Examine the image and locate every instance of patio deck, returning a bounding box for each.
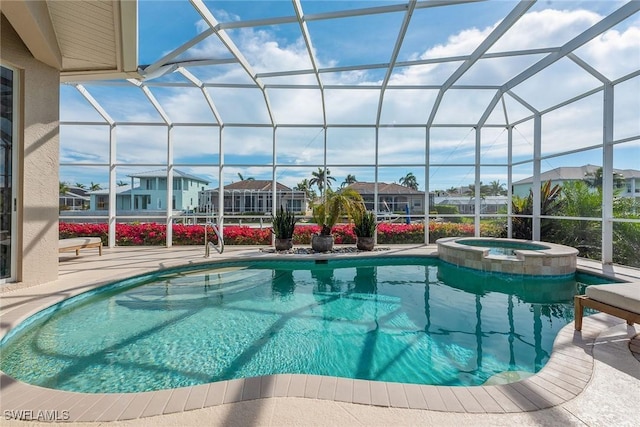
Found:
[1,245,639,426]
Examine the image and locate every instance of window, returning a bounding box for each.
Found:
[1,65,18,283]
[287,200,302,211]
[97,196,108,210]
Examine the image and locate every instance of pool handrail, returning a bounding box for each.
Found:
[204,222,224,256]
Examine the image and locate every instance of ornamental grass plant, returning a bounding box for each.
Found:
[353,210,377,238]
[272,206,297,239]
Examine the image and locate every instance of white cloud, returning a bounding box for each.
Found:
[576,24,640,79]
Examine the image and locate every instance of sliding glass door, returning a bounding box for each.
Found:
[1,65,17,283]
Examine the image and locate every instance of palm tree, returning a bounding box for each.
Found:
[75,182,86,189]
[399,172,419,190]
[117,180,128,187]
[89,182,102,191]
[489,180,506,196]
[466,182,492,197]
[294,179,315,200]
[583,167,625,190]
[59,182,70,195]
[310,167,336,196]
[237,173,254,181]
[341,174,357,188]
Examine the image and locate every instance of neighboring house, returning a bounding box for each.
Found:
[513,164,640,200]
[88,169,209,213]
[59,186,89,211]
[345,182,425,214]
[433,196,508,214]
[199,180,308,214]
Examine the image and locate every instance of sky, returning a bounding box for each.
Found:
[59,0,640,193]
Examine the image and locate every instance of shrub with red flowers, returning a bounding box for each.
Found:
[223,226,271,245]
[291,224,320,244]
[59,222,109,244]
[60,220,506,246]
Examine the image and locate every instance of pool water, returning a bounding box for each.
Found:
[0,257,611,393]
[457,239,549,257]
[486,247,517,256]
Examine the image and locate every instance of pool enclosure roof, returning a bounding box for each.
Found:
[60,0,640,129]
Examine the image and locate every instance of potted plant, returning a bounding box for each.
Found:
[272,206,297,251]
[311,188,364,252]
[353,210,377,251]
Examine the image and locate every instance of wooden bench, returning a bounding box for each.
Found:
[574,282,640,331]
[59,237,103,256]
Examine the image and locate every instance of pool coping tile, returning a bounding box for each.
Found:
[316,375,337,400]
[221,378,244,404]
[369,381,389,407]
[287,375,306,398]
[420,385,447,411]
[352,379,371,405]
[451,387,484,413]
[241,376,262,401]
[183,384,209,412]
[204,381,226,407]
[259,375,277,398]
[303,375,322,399]
[75,394,126,422]
[483,385,523,413]
[385,382,409,408]
[272,374,291,397]
[139,388,173,419]
[437,386,465,412]
[403,383,428,410]
[96,394,134,422]
[467,386,504,413]
[117,392,156,420]
[163,386,191,414]
[333,377,353,403]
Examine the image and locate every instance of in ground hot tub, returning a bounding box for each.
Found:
[437,237,578,276]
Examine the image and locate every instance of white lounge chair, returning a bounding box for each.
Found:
[574,282,640,331]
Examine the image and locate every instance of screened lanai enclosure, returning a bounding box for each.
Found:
[59,0,640,267]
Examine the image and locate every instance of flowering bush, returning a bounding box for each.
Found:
[60,221,506,246]
[59,222,109,243]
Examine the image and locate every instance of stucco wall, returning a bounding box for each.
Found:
[1,14,60,285]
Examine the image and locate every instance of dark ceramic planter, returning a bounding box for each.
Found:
[311,234,334,252]
[356,236,375,251]
[274,238,293,251]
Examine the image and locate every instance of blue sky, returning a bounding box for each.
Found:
[60,0,640,192]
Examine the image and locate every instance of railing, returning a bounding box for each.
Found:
[204,222,224,256]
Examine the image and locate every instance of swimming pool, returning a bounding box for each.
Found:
[0,257,610,393]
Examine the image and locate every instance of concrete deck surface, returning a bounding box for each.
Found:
[1,245,639,426]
